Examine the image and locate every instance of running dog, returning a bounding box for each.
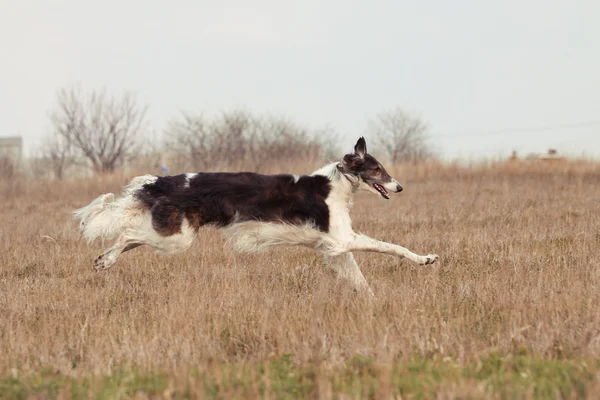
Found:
[74,137,438,294]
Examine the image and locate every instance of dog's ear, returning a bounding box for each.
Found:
[341,153,364,174]
[354,137,367,159]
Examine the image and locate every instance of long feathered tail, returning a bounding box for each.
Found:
[73,175,156,243]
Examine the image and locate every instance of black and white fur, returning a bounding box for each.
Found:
[74,137,438,294]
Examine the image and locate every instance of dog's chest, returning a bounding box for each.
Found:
[325,196,354,241]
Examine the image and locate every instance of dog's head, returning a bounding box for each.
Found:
[339,137,402,199]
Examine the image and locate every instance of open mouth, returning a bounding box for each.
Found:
[373,183,389,199]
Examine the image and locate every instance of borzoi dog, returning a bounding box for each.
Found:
[74,137,438,294]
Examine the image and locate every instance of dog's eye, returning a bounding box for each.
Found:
[373,166,381,172]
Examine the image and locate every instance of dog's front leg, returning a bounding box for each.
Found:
[325,252,374,296]
[347,233,438,265]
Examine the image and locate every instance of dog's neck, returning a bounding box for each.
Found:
[311,162,359,208]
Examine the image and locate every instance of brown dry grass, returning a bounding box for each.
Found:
[1,159,600,397]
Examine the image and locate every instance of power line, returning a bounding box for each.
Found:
[432,119,600,139]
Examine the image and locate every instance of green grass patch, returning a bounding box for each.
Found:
[1,353,598,399]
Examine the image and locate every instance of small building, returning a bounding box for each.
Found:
[0,136,23,164]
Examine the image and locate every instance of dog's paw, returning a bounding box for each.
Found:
[424,254,439,265]
[100,193,115,204]
[93,254,109,271]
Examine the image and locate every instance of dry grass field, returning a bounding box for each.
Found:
[1,160,600,399]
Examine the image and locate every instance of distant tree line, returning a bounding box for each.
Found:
[37,86,434,179]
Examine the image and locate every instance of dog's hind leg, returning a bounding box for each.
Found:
[347,234,438,265]
[93,229,147,271]
[325,252,374,296]
[93,219,196,271]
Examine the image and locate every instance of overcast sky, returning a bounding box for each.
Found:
[1,0,599,159]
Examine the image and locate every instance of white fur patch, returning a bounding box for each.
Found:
[314,165,357,246]
[128,217,196,255]
[383,179,402,192]
[184,173,197,188]
[222,221,342,255]
[74,196,146,243]
[123,174,157,195]
[74,174,156,243]
[311,162,341,180]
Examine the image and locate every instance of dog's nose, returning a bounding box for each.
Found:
[396,184,403,192]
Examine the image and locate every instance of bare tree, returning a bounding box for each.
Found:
[165,109,338,172]
[37,133,74,179]
[49,86,147,174]
[367,108,432,163]
[164,112,214,171]
[128,129,166,174]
